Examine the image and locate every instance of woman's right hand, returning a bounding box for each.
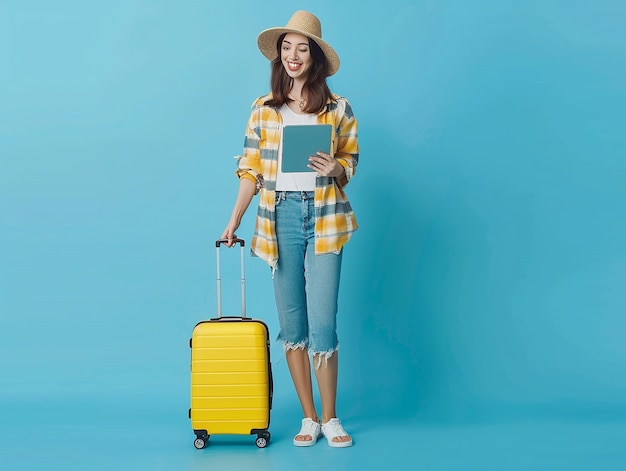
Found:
[220,220,240,247]
[220,175,256,248]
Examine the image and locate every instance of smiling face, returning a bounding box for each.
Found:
[280,33,313,82]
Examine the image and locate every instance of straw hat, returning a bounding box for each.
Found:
[257,10,340,76]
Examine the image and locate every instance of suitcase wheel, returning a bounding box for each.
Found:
[193,434,209,449]
[255,431,271,448]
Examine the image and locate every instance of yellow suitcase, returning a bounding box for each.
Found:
[189,239,273,449]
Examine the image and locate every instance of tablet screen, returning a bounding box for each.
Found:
[281,124,332,173]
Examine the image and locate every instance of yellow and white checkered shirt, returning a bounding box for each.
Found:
[235,93,359,269]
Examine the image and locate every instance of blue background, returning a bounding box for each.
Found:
[1,0,625,469]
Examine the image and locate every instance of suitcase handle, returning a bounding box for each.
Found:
[215,238,245,248]
[215,238,246,318]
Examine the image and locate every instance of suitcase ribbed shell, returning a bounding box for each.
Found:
[190,319,271,435]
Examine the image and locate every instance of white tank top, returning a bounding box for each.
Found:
[276,104,317,191]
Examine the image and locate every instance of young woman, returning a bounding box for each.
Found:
[221,10,359,448]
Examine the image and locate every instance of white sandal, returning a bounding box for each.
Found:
[293,418,322,447]
[321,418,353,448]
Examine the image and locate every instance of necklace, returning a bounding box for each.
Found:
[289,94,306,110]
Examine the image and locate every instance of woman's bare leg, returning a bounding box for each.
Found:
[313,352,351,444]
[286,348,319,441]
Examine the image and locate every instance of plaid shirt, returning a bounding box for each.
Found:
[235,93,359,269]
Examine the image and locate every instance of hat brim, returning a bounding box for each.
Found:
[257,27,340,76]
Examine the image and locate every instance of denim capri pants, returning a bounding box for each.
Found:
[272,191,343,365]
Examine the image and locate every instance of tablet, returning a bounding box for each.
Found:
[281,124,332,173]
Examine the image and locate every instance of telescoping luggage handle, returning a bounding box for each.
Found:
[215,238,246,319]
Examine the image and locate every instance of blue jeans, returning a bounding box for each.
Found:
[273,191,343,361]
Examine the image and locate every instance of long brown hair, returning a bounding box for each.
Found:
[264,33,334,114]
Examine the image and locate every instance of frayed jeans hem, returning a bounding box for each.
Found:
[278,339,340,369]
[280,340,308,352]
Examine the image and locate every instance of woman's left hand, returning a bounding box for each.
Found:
[308,151,344,178]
